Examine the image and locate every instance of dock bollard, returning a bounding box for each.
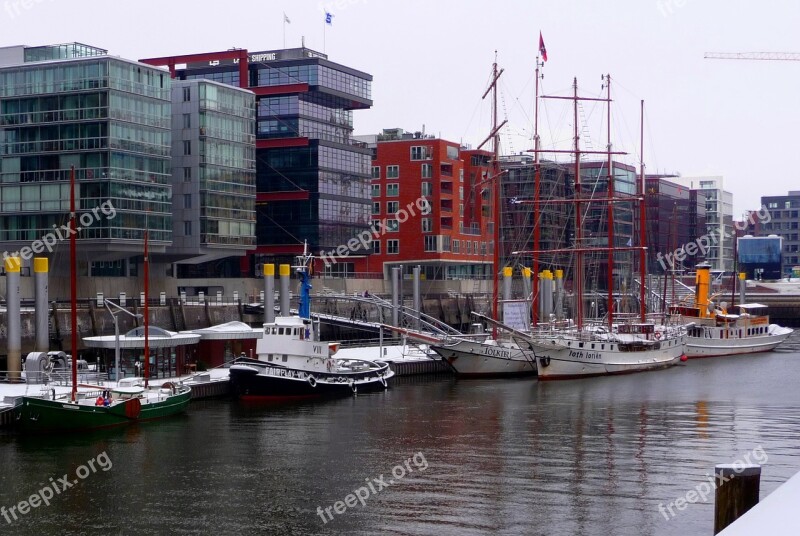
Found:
[714,464,761,534]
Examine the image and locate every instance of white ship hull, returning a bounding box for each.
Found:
[686,324,793,358]
[520,333,686,380]
[430,339,537,377]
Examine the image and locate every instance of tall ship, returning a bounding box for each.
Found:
[513,76,686,380]
[429,56,537,378]
[229,249,394,400]
[672,264,793,357]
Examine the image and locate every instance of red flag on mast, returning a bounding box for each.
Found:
[539,32,548,62]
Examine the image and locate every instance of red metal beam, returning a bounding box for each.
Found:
[251,83,309,96]
[257,191,310,202]
[139,49,249,88]
[254,244,305,255]
[257,137,308,149]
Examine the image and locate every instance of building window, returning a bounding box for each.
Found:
[182,86,191,101]
[460,203,464,216]
[371,166,380,179]
[422,218,432,233]
[184,221,192,236]
[420,199,431,215]
[372,202,380,215]
[459,186,464,200]
[466,241,472,254]
[386,219,399,232]
[474,241,479,255]
[387,239,399,254]
[386,183,399,197]
[371,184,380,197]
[183,167,192,182]
[459,169,464,182]
[453,239,460,253]
[411,146,432,160]
[372,240,380,254]
[421,164,432,179]
[421,181,432,196]
[424,235,437,252]
[387,201,399,214]
[387,165,399,178]
[183,113,191,129]
[184,194,192,208]
[183,140,191,155]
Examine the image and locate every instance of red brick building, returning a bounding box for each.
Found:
[344,129,494,279]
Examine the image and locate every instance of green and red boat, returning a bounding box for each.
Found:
[13,167,191,434]
[14,383,192,434]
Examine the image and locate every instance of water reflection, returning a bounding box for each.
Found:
[1,343,799,535]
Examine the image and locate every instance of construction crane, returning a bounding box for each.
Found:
[705,52,800,61]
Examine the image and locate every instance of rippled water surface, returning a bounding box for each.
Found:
[2,332,800,535]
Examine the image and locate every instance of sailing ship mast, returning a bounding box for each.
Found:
[476,53,505,337]
[70,165,78,402]
[639,100,647,322]
[604,74,614,330]
[572,78,584,328]
[532,52,542,325]
[143,219,150,389]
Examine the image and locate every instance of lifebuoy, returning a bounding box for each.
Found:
[654,332,662,340]
[307,375,317,388]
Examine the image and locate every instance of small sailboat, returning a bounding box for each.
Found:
[229,247,394,400]
[14,173,191,433]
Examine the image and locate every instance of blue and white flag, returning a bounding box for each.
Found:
[325,11,334,25]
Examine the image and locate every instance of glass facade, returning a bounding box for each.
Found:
[197,82,256,247]
[170,80,256,270]
[174,48,372,262]
[0,55,172,248]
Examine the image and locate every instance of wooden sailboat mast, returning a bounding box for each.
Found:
[639,100,647,322]
[144,219,150,389]
[605,75,614,329]
[70,165,77,402]
[532,55,542,326]
[477,54,505,337]
[573,78,584,328]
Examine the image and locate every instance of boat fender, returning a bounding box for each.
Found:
[379,375,387,388]
[539,356,551,368]
[326,360,333,372]
[308,375,317,388]
[350,381,357,395]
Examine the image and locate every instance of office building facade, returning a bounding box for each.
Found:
[168,79,256,276]
[760,190,800,275]
[645,176,707,273]
[0,43,172,279]
[141,47,373,274]
[668,175,734,272]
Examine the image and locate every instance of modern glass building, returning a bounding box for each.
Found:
[0,43,172,277]
[141,47,373,273]
[669,175,734,272]
[168,79,256,275]
[760,190,800,276]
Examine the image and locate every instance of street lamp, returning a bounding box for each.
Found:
[104,299,143,384]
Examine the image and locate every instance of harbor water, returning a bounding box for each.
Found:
[1,332,799,535]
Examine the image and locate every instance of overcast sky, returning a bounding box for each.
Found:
[2,0,798,215]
